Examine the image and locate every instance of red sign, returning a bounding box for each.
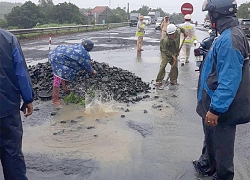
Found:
[181,3,194,15]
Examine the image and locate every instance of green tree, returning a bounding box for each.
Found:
[131,6,166,17]
[107,14,122,23]
[112,7,127,21]
[4,6,22,28]
[169,13,184,24]
[38,0,53,6]
[0,2,22,19]
[237,2,250,19]
[5,1,44,28]
[38,0,54,24]
[155,8,167,17]
[48,2,84,24]
[131,5,150,16]
[79,8,92,14]
[0,18,8,28]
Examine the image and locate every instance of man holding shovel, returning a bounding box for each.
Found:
[155,24,187,87]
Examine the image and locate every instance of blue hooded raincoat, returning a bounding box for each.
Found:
[48,44,94,81]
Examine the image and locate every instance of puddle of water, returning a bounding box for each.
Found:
[22,87,177,164]
[107,32,119,35]
[95,44,123,47]
[23,45,58,51]
[122,36,159,42]
[135,54,161,64]
[78,36,160,43]
[23,100,134,162]
[26,58,48,66]
[64,39,81,44]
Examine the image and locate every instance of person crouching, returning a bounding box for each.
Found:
[48,39,97,106]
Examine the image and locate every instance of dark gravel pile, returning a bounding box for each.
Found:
[28,61,151,103]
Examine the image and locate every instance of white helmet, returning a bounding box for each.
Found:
[167,24,177,35]
[184,14,192,20]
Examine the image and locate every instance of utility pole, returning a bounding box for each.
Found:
[109,0,111,7]
[127,3,130,21]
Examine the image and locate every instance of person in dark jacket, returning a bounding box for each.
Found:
[193,0,250,179]
[0,28,34,180]
[48,39,97,106]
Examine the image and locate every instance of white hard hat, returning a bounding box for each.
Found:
[184,14,192,20]
[167,24,177,35]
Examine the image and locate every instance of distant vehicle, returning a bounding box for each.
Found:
[204,20,211,28]
[148,11,161,24]
[143,19,150,25]
[129,13,140,27]
[238,18,250,37]
[155,19,162,30]
[143,16,152,25]
[157,17,164,21]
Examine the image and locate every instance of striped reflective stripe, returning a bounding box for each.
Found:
[184,36,197,43]
[182,25,193,30]
[136,31,144,36]
[184,39,193,43]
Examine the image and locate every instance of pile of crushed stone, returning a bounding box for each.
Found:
[28,61,151,103]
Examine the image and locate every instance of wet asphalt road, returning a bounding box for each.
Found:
[1,25,250,180]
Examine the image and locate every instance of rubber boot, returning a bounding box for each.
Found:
[52,86,62,106]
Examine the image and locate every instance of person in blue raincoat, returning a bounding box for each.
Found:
[48,39,97,106]
[0,28,34,180]
[193,0,250,179]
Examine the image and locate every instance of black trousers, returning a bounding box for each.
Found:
[197,118,236,180]
[0,113,28,180]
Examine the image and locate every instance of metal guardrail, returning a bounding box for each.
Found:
[8,22,129,36]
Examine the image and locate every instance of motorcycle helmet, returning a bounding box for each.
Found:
[167,24,177,35]
[82,39,94,51]
[202,0,237,28]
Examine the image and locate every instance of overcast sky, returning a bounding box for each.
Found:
[2,0,247,23]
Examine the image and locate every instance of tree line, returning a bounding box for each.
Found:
[0,1,249,29]
[0,0,86,29]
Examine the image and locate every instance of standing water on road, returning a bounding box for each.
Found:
[84,90,117,114]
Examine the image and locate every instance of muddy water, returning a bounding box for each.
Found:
[23,97,175,159]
